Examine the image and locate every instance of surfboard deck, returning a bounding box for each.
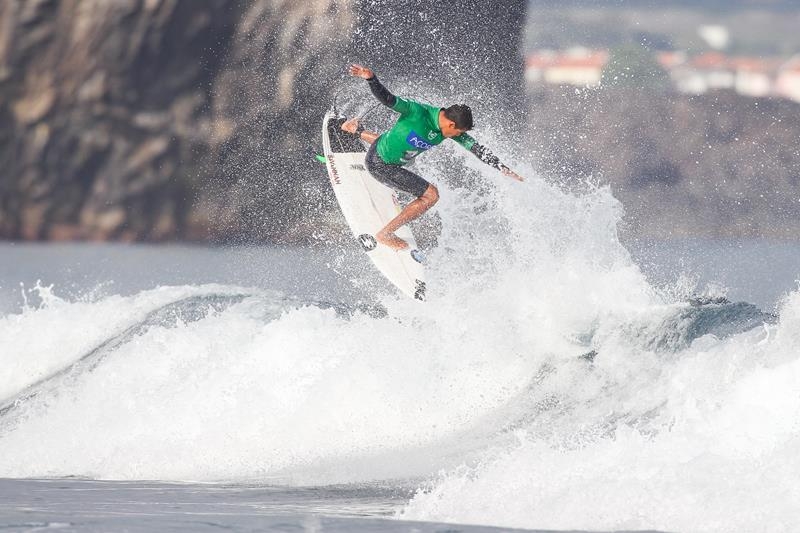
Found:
[321,111,426,301]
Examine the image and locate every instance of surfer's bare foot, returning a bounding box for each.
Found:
[376,231,409,251]
[341,118,359,134]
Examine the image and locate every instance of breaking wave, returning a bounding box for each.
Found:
[1,156,796,533]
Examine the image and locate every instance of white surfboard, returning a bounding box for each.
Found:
[322,111,426,301]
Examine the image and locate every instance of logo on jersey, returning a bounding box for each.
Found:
[406,130,434,151]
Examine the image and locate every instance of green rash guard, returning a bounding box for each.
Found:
[365,75,509,171]
[375,96,476,165]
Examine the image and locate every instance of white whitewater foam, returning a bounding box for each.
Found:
[0,284,242,402]
[0,284,544,481]
[401,301,800,532]
[1,153,795,533]
[399,168,800,531]
[0,162,656,483]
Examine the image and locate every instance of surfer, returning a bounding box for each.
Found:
[342,64,524,251]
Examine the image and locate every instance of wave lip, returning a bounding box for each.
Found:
[0,279,543,481]
[0,291,248,431]
[1,151,797,533]
[399,291,800,533]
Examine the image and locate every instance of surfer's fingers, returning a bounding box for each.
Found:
[348,64,372,78]
[501,167,525,182]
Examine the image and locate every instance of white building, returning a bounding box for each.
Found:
[527,48,800,104]
[668,52,737,95]
[776,55,800,103]
[732,58,777,98]
[526,49,608,88]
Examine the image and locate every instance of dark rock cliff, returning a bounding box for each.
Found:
[215,0,528,243]
[1,0,243,240]
[2,1,798,243]
[528,87,800,239]
[0,0,527,243]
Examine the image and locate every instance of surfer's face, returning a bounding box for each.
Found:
[439,114,467,138]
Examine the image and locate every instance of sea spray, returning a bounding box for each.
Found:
[0,156,790,532]
[400,287,800,533]
[0,164,660,482]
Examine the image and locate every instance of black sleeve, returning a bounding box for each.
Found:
[470,142,508,172]
[367,76,397,108]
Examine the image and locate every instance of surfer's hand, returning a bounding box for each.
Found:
[349,64,374,79]
[341,118,359,134]
[502,167,525,182]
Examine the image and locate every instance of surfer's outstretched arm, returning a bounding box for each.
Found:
[349,64,398,110]
[453,134,525,182]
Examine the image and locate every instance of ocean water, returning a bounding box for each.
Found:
[2,159,799,532]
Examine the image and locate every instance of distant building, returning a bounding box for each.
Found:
[668,52,778,96]
[656,51,687,70]
[731,57,778,98]
[526,49,608,88]
[776,55,800,103]
[527,48,800,104]
[685,52,735,93]
[697,25,730,51]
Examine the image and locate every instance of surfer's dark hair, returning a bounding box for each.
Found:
[443,104,473,130]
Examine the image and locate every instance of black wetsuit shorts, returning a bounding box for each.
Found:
[365,136,431,198]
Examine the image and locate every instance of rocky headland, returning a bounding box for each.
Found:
[0,0,525,243]
[527,86,800,239]
[1,0,798,243]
